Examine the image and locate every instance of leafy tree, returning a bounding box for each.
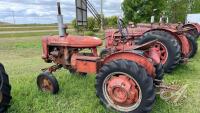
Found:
[122,0,167,23]
[72,16,119,31]
[104,16,118,28]
[166,0,189,23]
[191,0,200,13]
[166,0,200,23]
[87,17,99,31]
[72,17,100,31]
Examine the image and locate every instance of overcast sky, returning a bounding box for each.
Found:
[0,0,123,24]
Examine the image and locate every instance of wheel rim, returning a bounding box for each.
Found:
[153,42,168,64]
[40,78,53,92]
[103,72,142,112]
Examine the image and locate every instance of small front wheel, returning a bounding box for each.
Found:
[37,72,59,94]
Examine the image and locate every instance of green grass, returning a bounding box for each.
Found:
[0,31,58,38]
[0,27,57,32]
[0,24,57,27]
[0,33,200,113]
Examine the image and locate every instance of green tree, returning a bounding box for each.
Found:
[122,0,167,23]
[104,16,118,28]
[191,0,200,13]
[158,0,200,23]
[72,17,100,32]
[166,0,189,23]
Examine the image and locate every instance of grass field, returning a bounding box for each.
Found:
[0,27,57,32]
[0,25,200,113]
[0,24,57,27]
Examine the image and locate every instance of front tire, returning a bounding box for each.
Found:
[96,60,155,113]
[37,72,59,94]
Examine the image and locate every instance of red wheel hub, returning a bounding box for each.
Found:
[41,79,53,92]
[106,75,139,106]
[153,42,168,64]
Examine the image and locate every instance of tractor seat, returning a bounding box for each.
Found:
[46,35,103,48]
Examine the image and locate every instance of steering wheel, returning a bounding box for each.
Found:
[117,17,128,41]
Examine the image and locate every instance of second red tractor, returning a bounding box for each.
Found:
[104,21,199,73]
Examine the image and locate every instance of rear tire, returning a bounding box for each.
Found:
[185,33,198,58]
[135,30,181,73]
[0,63,12,113]
[96,60,155,113]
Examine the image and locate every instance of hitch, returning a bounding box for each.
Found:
[41,65,62,73]
[155,80,188,104]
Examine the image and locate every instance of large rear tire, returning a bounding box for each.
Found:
[185,33,198,58]
[135,30,181,73]
[96,60,155,113]
[0,63,12,113]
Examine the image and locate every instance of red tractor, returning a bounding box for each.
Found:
[181,23,200,39]
[0,63,12,112]
[104,21,199,73]
[37,2,164,113]
[134,22,199,59]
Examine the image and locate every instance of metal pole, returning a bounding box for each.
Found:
[56,0,66,37]
[100,0,103,31]
[12,11,16,24]
[120,0,123,17]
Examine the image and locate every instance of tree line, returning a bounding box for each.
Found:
[72,0,200,31]
[122,0,200,23]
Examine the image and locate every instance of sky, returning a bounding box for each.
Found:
[0,0,123,24]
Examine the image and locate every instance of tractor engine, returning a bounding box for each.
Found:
[41,35,103,74]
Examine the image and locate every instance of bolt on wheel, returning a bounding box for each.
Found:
[153,42,169,64]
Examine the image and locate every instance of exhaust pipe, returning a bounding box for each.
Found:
[56,0,66,37]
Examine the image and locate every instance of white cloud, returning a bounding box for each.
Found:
[0,0,122,24]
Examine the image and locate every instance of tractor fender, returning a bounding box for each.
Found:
[144,28,178,38]
[183,23,200,33]
[144,28,190,57]
[103,52,156,78]
[144,28,181,44]
[42,37,49,59]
